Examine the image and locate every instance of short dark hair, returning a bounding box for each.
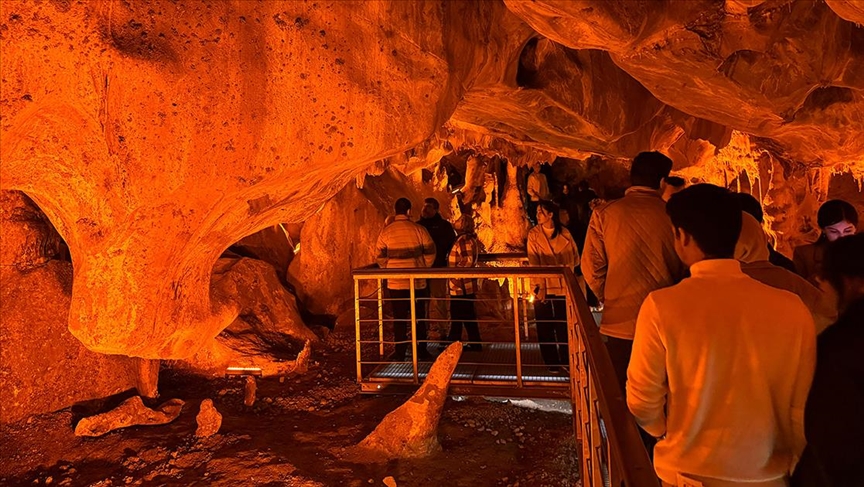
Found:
[823,233,864,299]
[817,199,858,228]
[666,184,742,258]
[733,192,764,223]
[424,197,440,210]
[664,176,686,188]
[631,152,673,189]
[394,198,412,215]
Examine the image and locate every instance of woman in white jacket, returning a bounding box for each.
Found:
[527,200,580,373]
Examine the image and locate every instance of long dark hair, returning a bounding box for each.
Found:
[537,200,562,239]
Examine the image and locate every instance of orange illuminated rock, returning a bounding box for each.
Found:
[0,191,150,424]
[0,1,497,359]
[504,0,864,167]
[347,342,463,461]
[195,399,222,438]
[74,396,185,437]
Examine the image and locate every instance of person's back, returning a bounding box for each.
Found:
[584,186,683,337]
[628,184,815,486]
[376,214,436,290]
[634,268,814,482]
[417,212,455,268]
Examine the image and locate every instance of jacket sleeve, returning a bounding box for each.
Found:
[420,227,436,268]
[627,294,668,438]
[562,229,580,269]
[791,310,816,462]
[526,231,545,294]
[581,211,607,302]
[375,230,388,268]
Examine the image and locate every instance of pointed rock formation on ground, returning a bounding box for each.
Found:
[195,399,222,438]
[346,342,463,462]
[74,396,184,437]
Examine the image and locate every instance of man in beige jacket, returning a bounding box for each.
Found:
[581,151,684,391]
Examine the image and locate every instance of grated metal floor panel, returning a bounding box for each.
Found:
[364,342,569,386]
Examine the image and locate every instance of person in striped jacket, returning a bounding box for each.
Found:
[446,214,483,351]
[376,198,437,361]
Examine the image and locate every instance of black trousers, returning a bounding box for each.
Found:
[604,336,633,394]
[448,294,481,344]
[390,287,428,359]
[534,296,569,366]
[604,335,656,457]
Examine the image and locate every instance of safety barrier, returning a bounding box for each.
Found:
[352,261,658,486]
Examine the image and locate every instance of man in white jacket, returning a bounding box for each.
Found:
[628,184,816,486]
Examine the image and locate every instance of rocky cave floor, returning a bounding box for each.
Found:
[0,328,578,487]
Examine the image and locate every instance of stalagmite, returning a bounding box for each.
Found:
[345,343,463,462]
[195,399,222,438]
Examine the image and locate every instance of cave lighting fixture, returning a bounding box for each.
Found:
[225,366,263,377]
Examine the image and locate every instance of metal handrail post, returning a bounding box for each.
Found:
[354,278,362,384]
[511,275,523,388]
[410,278,419,384]
[377,278,384,357]
[520,275,529,338]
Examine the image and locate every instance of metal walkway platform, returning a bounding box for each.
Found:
[361,342,570,398]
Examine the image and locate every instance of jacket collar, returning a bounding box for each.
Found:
[626,186,662,197]
[394,215,409,221]
[690,259,744,277]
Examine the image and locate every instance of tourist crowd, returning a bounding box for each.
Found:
[373,152,862,486]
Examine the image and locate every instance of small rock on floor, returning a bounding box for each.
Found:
[196,399,222,437]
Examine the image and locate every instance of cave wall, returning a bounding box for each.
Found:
[0,0,509,359]
[0,192,142,424]
[288,167,453,319]
[0,0,862,423]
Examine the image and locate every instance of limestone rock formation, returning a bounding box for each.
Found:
[0,0,502,359]
[74,396,185,437]
[347,342,463,462]
[195,399,222,438]
[228,225,296,284]
[504,0,864,166]
[171,255,316,377]
[1,0,862,391]
[0,191,149,424]
[289,167,451,317]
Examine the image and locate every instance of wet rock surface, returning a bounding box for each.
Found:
[0,329,577,486]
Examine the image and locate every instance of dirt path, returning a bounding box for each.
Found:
[0,329,579,486]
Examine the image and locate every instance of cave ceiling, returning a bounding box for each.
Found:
[1,0,862,360]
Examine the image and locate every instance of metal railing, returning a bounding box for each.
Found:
[352,260,658,487]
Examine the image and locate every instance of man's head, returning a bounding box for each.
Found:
[733,192,764,223]
[421,197,440,219]
[817,199,858,242]
[394,197,412,216]
[630,151,673,189]
[666,184,743,266]
[823,233,864,309]
[578,180,590,192]
[660,176,686,202]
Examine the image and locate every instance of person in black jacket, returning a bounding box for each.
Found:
[792,233,864,487]
[418,197,456,342]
